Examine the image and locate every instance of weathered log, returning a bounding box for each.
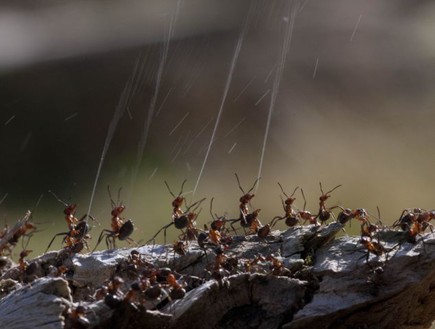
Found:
[0,223,434,329]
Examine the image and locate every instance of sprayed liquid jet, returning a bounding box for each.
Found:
[233,76,256,102]
[255,1,299,192]
[350,14,363,42]
[85,54,144,219]
[193,0,256,196]
[312,57,319,79]
[132,0,182,190]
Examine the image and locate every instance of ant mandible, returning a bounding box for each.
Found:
[270,183,300,228]
[317,182,341,224]
[93,186,135,251]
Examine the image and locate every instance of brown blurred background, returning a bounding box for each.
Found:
[1,0,435,257]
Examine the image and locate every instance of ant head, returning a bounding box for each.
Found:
[240,193,255,204]
[24,222,36,230]
[111,205,126,217]
[355,208,367,218]
[64,204,78,216]
[19,249,32,258]
[284,196,296,205]
[172,196,185,209]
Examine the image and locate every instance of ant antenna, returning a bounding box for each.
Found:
[107,186,116,208]
[117,187,123,206]
[178,179,187,197]
[210,198,216,220]
[48,190,68,207]
[235,173,260,195]
[234,173,245,194]
[278,182,299,198]
[164,181,176,198]
[320,182,342,196]
[301,189,307,211]
[165,180,186,199]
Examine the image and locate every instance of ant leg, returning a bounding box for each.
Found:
[92,230,111,252]
[270,216,284,228]
[229,219,239,235]
[45,232,69,253]
[146,222,174,245]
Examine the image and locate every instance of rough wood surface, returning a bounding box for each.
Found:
[0,223,434,329]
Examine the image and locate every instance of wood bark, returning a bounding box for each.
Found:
[0,223,434,329]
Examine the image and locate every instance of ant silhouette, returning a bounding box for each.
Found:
[146,180,205,245]
[297,189,318,226]
[317,182,341,224]
[93,187,135,251]
[227,174,261,234]
[270,183,300,228]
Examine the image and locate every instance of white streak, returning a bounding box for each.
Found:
[350,14,362,42]
[228,142,237,154]
[233,76,256,101]
[256,2,298,192]
[64,112,78,122]
[312,57,319,79]
[192,1,256,196]
[255,89,271,106]
[224,117,246,137]
[169,112,190,136]
[4,115,15,126]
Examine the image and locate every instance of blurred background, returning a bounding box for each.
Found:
[1,0,435,257]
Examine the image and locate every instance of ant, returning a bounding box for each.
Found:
[146,181,205,245]
[93,187,135,251]
[0,211,36,255]
[45,216,92,253]
[317,182,341,224]
[65,305,90,329]
[297,189,318,226]
[165,179,187,217]
[227,174,261,234]
[49,190,87,231]
[336,207,369,225]
[270,183,300,228]
[18,249,32,273]
[235,173,259,219]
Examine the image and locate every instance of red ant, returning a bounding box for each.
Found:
[298,189,318,225]
[49,190,100,229]
[270,183,300,228]
[65,305,90,329]
[93,187,135,251]
[235,173,259,219]
[165,179,187,217]
[18,249,32,273]
[336,207,368,225]
[45,217,92,253]
[146,181,205,245]
[227,174,262,234]
[0,211,36,255]
[317,182,341,224]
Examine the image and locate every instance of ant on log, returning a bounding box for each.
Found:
[146,180,206,245]
[228,173,263,235]
[270,183,300,228]
[93,187,135,251]
[316,182,341,224]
